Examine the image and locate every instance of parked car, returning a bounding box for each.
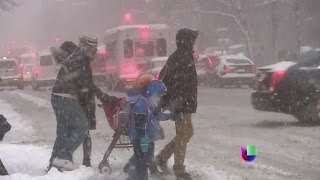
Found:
[195,55,214,86]
[251,56,320,123]
[143,57,168,78]
[31,50,60,90]
[209,55,256,88]
[0,57,24,89]
[18,53,38,83]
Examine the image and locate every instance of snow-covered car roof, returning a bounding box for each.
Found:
[0,57,15,62]
[106,24,169,34]
[258,61,296,72]
[38,49,51,56]
[150,57,168,62]
[219,55,254,65]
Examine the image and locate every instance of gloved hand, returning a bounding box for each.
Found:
[171,112,183,121]
[108,96,121,109]
[140,136,149,153]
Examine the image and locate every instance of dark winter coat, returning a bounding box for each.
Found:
[52,45,98,129]
[159,28,199,114]
[52,47,97,100]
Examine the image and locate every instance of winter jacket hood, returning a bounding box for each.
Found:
[176,28,199,51]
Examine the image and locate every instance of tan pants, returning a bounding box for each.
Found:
[158,113,193,175]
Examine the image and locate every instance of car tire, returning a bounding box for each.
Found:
[293,98,320,123]
[32,81,40,91]
[17,82,24,90]
[217,78,225,88]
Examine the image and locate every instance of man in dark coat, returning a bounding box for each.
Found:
[156,28,199,180]
[48,36,119,171]
[0,114,11,176]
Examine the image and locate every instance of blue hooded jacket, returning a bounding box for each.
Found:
[128,81,171,142]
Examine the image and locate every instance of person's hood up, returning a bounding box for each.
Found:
[176,28,199,50]
[145,80,166,99]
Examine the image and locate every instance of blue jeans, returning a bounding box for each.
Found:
[50,95,88,163]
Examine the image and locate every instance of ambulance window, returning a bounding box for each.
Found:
[106,41,117,61]
[135,41,155,57]
[124,39,133,58]
[156,38,167,57]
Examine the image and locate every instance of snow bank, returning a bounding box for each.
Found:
[0,144,125,180]
[0,99,35,142]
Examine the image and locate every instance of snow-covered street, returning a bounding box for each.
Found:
[0,87,319,180]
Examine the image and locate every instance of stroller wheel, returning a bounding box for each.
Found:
[99,162,112,174]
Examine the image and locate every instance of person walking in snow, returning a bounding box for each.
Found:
[48,36,119,171]
[157,28,199,180]
[126,77,171,180]
[0,114,11,175]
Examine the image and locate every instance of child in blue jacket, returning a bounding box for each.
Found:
[127,79,171,180]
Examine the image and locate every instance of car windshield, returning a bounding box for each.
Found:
[23,57,34,65]
[226,59,252,64]
[40,55,53,66]
[135,41,155,57]
[0,61,16,69]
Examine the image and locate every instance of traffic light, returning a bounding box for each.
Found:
[123,12,133,24]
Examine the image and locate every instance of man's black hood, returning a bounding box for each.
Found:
[176,28,199,50]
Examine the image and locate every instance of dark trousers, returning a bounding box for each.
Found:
[127,143,157,173]
[50,95,89,164]
[0,159,8,175]
[130,140,154,180]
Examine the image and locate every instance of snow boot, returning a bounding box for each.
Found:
[150,162,164,177]
[123,162,133,173]
[175,172,193,180]
[156,157,169,174]
[52,158,77,171]
[82,158,91,167]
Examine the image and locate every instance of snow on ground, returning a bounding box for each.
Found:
[9,91,51,109]
[0,99,36,143]
[0,90,238,180]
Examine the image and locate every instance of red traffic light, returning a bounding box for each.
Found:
[123,12,133,23]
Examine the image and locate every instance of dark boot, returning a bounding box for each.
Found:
[82,134,92,167]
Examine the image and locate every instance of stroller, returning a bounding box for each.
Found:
[98,98,133,174]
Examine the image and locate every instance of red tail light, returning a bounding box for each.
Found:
[269,70,286,92]
[252,66,256,73]
[33,67,40,76]
[105,65,116,71]
[224,66,232,74]
[19,63,24,71]
[120,63,140,75]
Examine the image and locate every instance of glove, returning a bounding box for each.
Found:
[140,136,149,153]
[171,112,183,121]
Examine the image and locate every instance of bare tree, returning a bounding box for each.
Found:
[0,0,16,11]
[193,0,256,59]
